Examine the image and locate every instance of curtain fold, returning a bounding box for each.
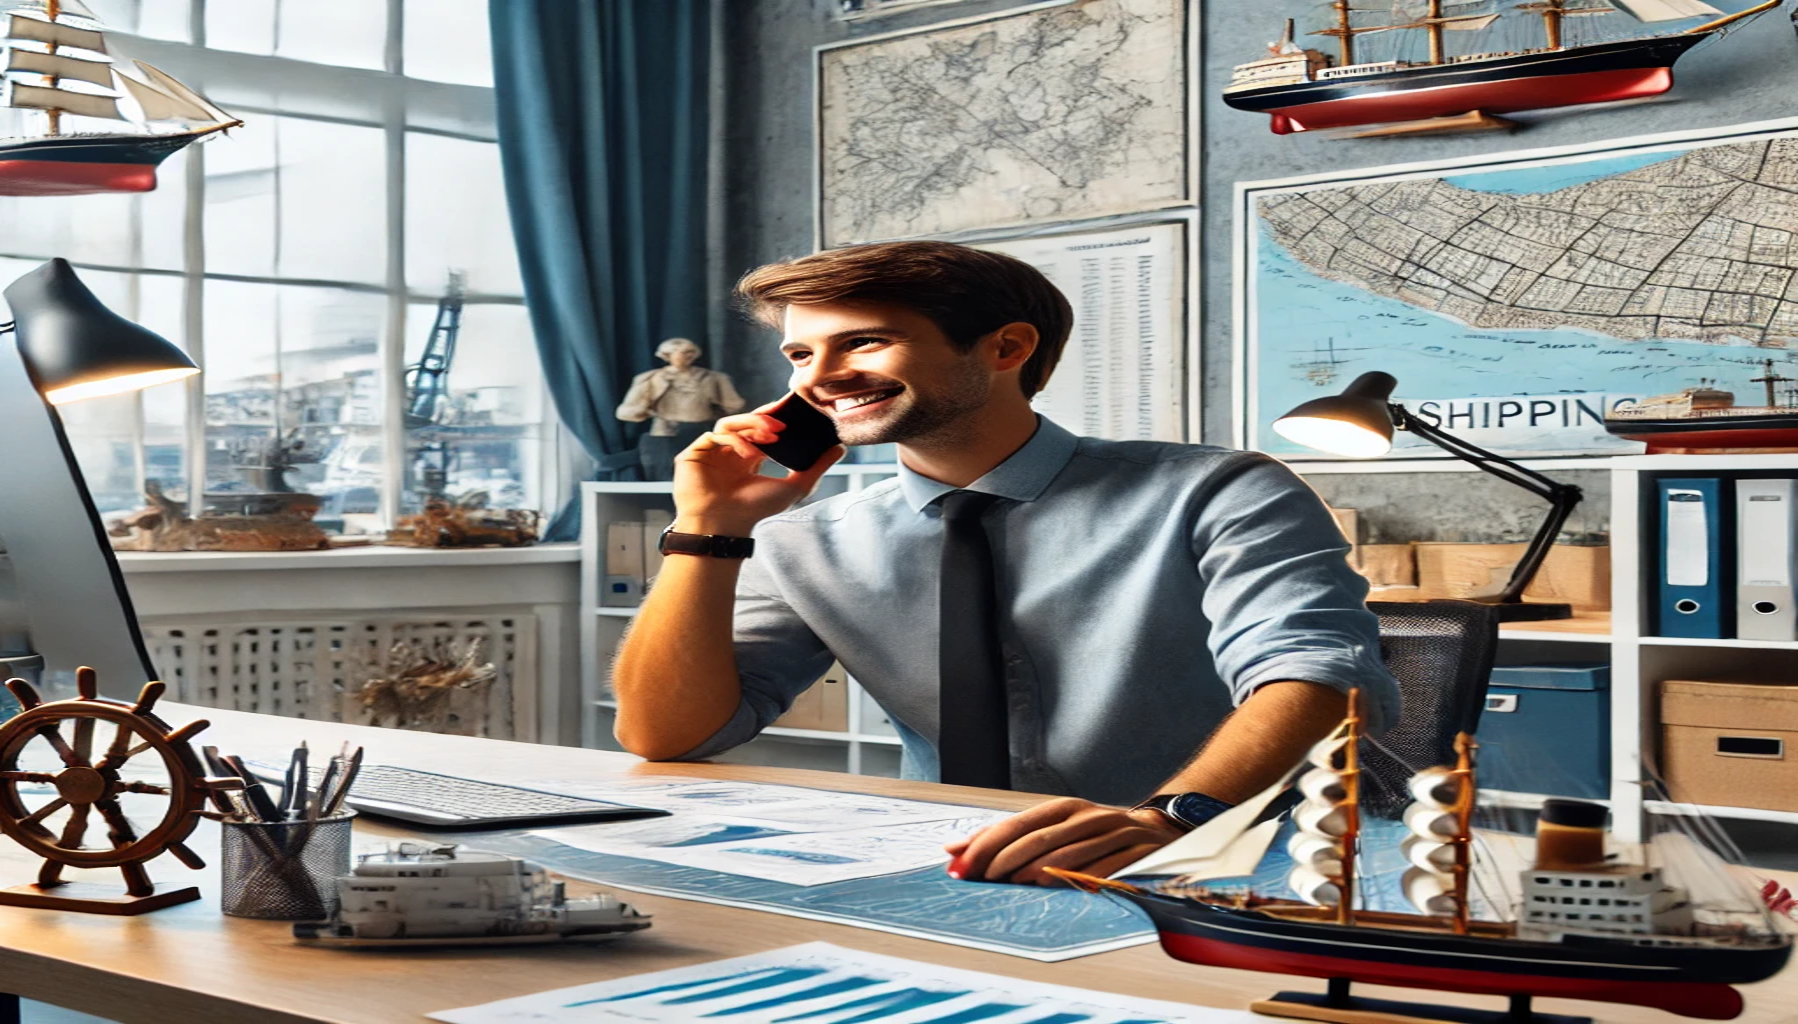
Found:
[490,0,711,540]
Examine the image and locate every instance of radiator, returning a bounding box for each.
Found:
[142,615,533,740]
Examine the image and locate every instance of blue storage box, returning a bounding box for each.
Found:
[1477,663,1610,800]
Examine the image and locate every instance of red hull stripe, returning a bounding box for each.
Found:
[1158,931,1745,1020]
[0,160,158,196]
[1629,428,1798,452]
[1267,66,1673,133]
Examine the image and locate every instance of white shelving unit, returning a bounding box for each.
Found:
[578,466,903,774]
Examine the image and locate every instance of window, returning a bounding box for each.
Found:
[1,1,546,534]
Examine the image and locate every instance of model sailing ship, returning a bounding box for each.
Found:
[1224,0,1778,136]
[293,844,652,948]
[1605,359,1798,451]
[1053,691,1791,1023]
[0,0,239,195]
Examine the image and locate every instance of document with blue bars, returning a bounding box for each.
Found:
[429,942,1255,1024]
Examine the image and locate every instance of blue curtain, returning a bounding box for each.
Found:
[490,0,711,540]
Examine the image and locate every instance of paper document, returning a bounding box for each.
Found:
[429,941,1256,1024]
[537,777,986,829]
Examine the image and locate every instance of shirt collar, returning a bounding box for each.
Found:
[896,415,1078,513]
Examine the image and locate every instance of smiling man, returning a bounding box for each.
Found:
[610,241,1399,886]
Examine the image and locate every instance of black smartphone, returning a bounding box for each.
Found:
[753,392,842,472]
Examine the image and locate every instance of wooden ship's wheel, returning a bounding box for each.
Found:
[0,667,239,914]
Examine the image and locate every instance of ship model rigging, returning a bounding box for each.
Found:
[0,0,240,195]
[1051,690,1792,1024]
[1224,0,1779,137]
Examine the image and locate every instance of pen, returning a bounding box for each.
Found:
[222,753,282,822]
[310,757,339,821]
[288,742,309,821]
[325,747,363,817]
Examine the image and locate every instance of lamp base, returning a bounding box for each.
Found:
[1490,602,1574,623]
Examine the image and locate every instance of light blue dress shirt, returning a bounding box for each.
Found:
[679,416,1400,806]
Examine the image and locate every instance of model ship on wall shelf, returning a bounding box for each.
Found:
[1225,0,1779,137]
[1051,690,1792,1024]
[0,0,240,195]
[1605,358,1798,451]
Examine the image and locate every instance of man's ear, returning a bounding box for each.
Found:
[989,322,1039,374]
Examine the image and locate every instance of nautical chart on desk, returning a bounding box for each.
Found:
[429,941,1256,1024]
[1240,117,1798,459]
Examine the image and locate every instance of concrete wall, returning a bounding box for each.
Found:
[716,0,1795,540]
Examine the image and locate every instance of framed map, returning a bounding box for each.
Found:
[1240,119,1798,460]
[816,0,1190,248]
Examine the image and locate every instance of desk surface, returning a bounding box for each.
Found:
[0,707,1788,1024]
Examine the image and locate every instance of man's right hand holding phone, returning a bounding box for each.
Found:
[673,396,845,537]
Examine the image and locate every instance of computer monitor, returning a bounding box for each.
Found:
[0,259,198,698]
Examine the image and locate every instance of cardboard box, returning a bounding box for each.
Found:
[1661,678,1798,812]
[774,662,849,732]
[1414,542,1609,610]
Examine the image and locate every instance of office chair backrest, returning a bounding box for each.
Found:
[1361,599,1502,818]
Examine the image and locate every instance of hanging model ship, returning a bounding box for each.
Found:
[1051,691,1792,1024]
[1224,0,1779,137]
[0,0,240,195]
[1604,359,1798,452]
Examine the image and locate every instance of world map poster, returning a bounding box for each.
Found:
[817,0,1187,247]
[1244,123,1798,459]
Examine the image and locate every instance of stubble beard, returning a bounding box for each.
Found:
[832,362,992,450]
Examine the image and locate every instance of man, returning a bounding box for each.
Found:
[612,241,1398,886]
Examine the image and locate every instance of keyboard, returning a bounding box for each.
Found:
[246,762,668,830]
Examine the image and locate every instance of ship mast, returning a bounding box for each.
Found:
[1336,688,1362,925]
[1447,732,1476,935]
[42,0,58,135]
[1426,0,1445,64]
[1751,359,1792,408]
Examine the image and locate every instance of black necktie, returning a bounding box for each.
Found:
[937,490,1010,789]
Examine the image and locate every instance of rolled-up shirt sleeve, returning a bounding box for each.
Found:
[672,551,834,760]
[1191,454,1400,731]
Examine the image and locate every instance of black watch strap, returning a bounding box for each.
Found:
[1132,792,1235,832]
[658,522,754,559]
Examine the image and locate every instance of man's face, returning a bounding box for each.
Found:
[781,301,991,447]
[662,343,700,369]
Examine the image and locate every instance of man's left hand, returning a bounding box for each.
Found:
[942,798,1184,887]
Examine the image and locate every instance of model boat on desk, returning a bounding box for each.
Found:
[1051,691,1791,1024]
[1605,360,1798,452]
[1224,0,1778,137]
[0,0,241,195]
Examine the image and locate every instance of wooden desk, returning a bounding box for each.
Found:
[0,707,1787,1024]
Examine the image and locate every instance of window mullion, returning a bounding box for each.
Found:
[380,0,407,529]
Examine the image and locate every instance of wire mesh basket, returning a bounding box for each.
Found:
[220,812,355,920]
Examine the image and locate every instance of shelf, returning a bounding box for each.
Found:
[1613,453,1798,472]
[1498,611,1612,642]
[117,541,581,572]
[1645,800,1798,825]
[1638,636,1798,650]
[595,606,642,618]
[1283,456,1615,475]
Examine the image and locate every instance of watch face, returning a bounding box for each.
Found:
[1170,792,1236,829]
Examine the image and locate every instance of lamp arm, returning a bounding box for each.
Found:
[1392,404,1585,604]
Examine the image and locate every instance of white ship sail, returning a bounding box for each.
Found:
[1284,692,1365,918]
[1109,771,1295,879]
[1397,737,1477,929]
[0,5,236,135]
[1611,0,1722,20]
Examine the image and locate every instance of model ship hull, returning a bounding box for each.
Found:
[0,126,222,196]
[1121,888,1790,1021]
[1605,412,1798,452]
[1225,35,1707,135]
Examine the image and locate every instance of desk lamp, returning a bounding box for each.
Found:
[1273,371,1583,622]
[0,258,200,695]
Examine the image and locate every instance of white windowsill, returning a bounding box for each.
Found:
[115,541,581,573]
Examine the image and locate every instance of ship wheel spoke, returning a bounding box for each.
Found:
[94,798,140,849]
[55,803,89,850]
[20,798,67,828]
[94,722,133,771]
[37,724,86,769]
[0,771,57,784]
[113,781,168,797]
[71,716,94,766]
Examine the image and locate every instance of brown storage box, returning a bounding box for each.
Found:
[1356,543,1417,588]
[1413,542,1610,610]
[1661,679,1798,812]
[773,662,849,732]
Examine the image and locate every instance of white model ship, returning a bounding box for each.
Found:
[293,843,651,947]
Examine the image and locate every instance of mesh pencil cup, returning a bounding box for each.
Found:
[220,811,354,920]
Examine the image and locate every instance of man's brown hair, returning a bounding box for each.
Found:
[735,241,1074,398]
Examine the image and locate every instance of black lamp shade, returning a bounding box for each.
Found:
[1273,371,1399,457]
[4,258,198,405]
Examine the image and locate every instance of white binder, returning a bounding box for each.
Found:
[1737,479,1798,641]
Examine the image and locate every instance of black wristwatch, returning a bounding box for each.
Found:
[1132,792,1235,833]
[657,521,755,559]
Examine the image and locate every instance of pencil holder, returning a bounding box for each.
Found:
[220,812,355,920]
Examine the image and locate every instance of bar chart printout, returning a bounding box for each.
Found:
[429,941,1256,1024]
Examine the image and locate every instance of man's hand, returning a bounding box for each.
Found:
[674,399,844,535]
[942,798,1185,887]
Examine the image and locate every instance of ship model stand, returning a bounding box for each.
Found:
[1224,0,1778,138]
[1052,689,1791,1024]
[0,667,241,914]
[0,0,241,195]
